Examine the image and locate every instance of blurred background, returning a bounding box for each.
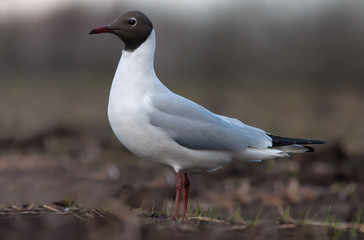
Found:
[1,0,363,148]
[0,0,364,235]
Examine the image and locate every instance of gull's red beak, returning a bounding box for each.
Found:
[89,25,117,34]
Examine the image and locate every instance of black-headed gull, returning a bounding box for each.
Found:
[90,11,325,220]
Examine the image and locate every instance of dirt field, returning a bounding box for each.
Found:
[0,75,363,239]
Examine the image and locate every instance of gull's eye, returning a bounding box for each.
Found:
[128,17,137,26]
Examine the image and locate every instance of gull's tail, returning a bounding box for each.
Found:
[236,134,326,162]
[268,134,326,153]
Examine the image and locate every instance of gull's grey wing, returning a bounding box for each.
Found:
[149,94,272,152]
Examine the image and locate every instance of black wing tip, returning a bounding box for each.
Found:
[304,145,315,152]
[268,134,327,146]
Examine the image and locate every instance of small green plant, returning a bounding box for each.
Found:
[208,207,219,219]
[230,205,242,224]
[150,200,156,216]
[137,200,145,215]
[156,200,169,217]
[169,198,174,217]
[206,203,211,217]
[254,207,262,225]
[323,206,343,229]
[354,209,362,225]
[350,209,362,234]
[325,206,332,223]
[248,207,262,226]
[187,200,193,216]
[195,201,206,217]
[279,205,292,223]
[333,218,339,229]
[310,207,323,223]
[325,205,339,226]
[301,205,312,225]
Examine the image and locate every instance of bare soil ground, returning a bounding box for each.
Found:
[0,125,363,240]
[0,76,363,239]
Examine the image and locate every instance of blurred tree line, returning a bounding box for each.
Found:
[0,1,363,83]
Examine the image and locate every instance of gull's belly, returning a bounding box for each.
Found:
[107,104,231,172]
[108,106,167,160]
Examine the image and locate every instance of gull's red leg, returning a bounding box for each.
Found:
[181,173,190,219]
[171,172,183,220]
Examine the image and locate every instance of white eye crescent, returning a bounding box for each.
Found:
[128,17,137,25]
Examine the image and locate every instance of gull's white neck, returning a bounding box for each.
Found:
[113,29,157,85]
[108,30,167,116]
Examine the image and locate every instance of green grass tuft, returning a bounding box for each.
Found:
[230,205,242,224]
[279,205,292,224]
